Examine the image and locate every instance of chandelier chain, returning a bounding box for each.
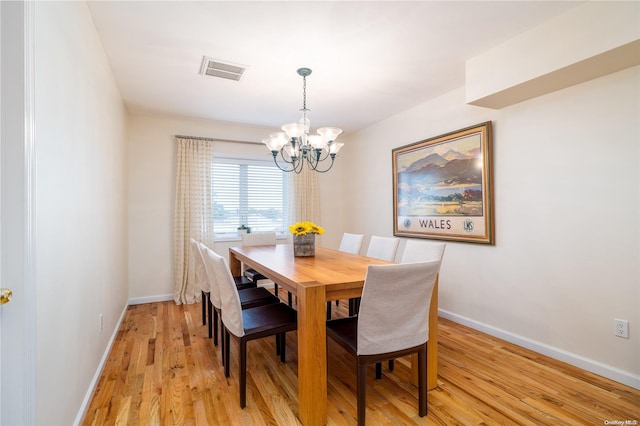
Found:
[302,74,307,123]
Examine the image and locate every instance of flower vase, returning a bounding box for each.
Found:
[294,234,315,257]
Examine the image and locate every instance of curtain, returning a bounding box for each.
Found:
[289,165,321,226]
[173,137,215,304]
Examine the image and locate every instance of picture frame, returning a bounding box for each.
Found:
[392,121,494,244]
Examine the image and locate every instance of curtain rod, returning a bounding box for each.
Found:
[174,135,261,145]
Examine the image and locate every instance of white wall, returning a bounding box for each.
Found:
[338,66,640,386]
[127,112,347,301]
[35,2,128,424]
[128,114,275,300]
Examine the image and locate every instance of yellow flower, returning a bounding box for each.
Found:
[289,221,325,236]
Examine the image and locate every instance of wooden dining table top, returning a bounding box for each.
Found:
[228,244,392,300]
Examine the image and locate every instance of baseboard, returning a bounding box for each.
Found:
[73,303,129,426]
[128,293,174,305]
[439,309,640,390]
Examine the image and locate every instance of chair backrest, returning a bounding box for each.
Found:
[208,251,245,338]
[338,233,364,255]
[357,260,441,356]
[366,235,400,261]
[200,244,222,309]
[401,240,446,263]
[241,232,276,246]
[191,238,209,292]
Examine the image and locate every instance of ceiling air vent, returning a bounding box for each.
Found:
[199,57,246,81]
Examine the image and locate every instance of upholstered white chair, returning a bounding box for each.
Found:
[327,233,366,319]
[211,253,297,408]
[191,239,210,329]
[381,239,445,371]
[339,232,364,255]
[401,240,446,264]
[241,232,293,305]
[241,232,275,285]
[201,244,279,347]
[348,235,401,315]
[326,260,441,426]
[366,235,400,261]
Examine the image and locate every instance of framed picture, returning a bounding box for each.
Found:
[392,121,494,244]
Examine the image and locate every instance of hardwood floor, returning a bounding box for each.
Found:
[82,299,639,425]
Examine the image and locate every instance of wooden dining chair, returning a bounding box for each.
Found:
[339,232,364,255]
[211,253,298,408]
[201,244,279,348]
[383,239,446,371]
[326,260,441,426]
[348,235,401,316]
[241,232,293,306]
[401,239,446,264]
[328,232,366,319]
[366,235,400,261]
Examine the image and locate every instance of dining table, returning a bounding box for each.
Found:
[228,243,439,426]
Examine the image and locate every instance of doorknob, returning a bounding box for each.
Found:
[1,288,12,304]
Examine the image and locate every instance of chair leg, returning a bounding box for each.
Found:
[274,283,279,298]
[224,329,231,378]
[240,338,247,408]
[201,291,206,325]
[349,297,361,316]
[388,359,394,371]
[212,307,218,346]
[279,333,286,363]
[288,291,293,307]
[419,345,428,417]
[207,296,213,339]
[326,301,332,320]
[357,360,367,426]
[375,362,382,380]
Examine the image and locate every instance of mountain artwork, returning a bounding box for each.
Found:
[392,122,494,244]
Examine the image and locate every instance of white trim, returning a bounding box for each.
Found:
[439,309,640,390]
[23,2,37,424]
[128,294,174,305]
[73,303,128,426]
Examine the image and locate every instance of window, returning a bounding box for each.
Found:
[212,158,288,238]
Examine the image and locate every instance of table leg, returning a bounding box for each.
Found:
[228,250,242,277]
[412,278,438,390]
[297,283,327,426]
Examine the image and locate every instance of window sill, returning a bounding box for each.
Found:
[213,234,289,243]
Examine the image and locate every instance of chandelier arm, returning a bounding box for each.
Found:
[307,154,336,173]
[279,148,307,174]
[271,152,298,173]
[278,148,296,165]
[314,148,331,163]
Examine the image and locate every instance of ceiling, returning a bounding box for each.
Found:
[87,1,581,136]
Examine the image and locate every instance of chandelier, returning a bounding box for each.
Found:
[263,68,343,173]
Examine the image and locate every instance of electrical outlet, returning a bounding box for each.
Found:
[100,313,104,334]
[614,319,629,339]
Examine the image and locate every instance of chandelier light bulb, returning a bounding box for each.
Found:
[308,134,324,150]
[317,127,343,145]
[281,122,304,139]
[329,142,344,155]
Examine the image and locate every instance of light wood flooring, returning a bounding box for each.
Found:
[82,298,639,425]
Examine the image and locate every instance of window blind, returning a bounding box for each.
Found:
[212,159,288,235]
